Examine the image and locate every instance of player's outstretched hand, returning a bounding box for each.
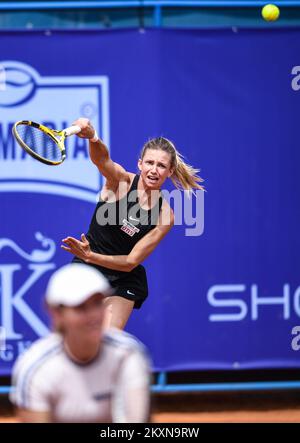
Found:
[61,234,92,262]
[72,118,95,140]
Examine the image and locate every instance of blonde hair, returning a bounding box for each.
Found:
[140,137,204,192]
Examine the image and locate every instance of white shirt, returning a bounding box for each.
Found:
[10,329,151,423]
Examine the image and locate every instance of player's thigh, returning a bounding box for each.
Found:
[103,295,134,330]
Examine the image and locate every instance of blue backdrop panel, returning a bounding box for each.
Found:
[0,29,300,375]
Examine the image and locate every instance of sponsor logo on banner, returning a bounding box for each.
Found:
[0,61,110,368]
[0,233,56,363]
[207,284,300,321]
[0,233,55,338]
[0,60,109,202]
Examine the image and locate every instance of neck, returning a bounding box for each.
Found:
[64,336,101,364]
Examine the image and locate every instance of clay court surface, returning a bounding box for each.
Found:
[1,391,300,423]
[152,392,300,423]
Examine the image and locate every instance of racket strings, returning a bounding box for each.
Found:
[15,125,62,162]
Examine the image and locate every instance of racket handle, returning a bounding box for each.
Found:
[64,125,82,137]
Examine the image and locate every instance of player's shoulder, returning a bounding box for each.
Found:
[12,333,63,379]
[10,334,63,407]
[104,171,134,194]
[103,328,148,356]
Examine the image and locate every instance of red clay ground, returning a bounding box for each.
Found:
[1,391,300,423]
[152,392,300,423]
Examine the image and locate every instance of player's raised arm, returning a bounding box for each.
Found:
[73,117,130,184]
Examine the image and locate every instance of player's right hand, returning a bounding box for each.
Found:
[72,118,95,140]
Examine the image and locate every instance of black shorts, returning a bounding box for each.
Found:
[71,257,148,309]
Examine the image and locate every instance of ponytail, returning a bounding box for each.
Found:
[171,149,204,192]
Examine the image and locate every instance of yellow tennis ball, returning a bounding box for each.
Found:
[262,4,280,21]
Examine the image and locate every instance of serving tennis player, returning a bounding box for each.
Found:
[61,118,204,329]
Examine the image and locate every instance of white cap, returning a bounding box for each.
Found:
[46,263,113,307]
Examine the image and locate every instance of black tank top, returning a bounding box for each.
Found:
[86,174,163,263]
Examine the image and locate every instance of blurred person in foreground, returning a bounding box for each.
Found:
[10,263,151,423]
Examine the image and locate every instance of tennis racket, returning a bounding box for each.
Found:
[12,120,82,166]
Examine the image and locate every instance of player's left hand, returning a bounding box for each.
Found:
[61,234,91,261]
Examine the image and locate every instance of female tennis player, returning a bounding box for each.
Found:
[61,118,204,330]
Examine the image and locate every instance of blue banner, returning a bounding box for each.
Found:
[0,28,300,375]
